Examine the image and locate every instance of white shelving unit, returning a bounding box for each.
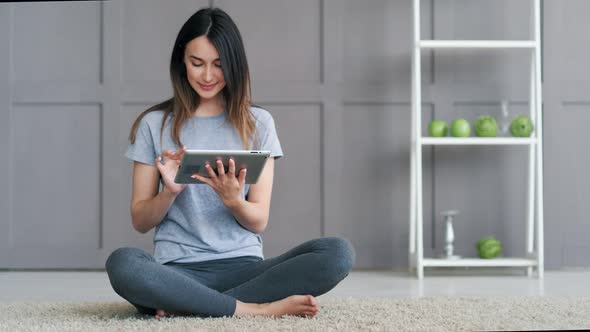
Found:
[409,0,544,279]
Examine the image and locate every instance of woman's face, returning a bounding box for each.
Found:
[184,36,226,101]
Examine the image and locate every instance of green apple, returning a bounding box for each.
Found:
[510,115,534,137]
[429,120,448,137]
[474,116,498,137]
[451,118,471,137]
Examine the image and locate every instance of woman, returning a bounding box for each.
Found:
[106,7,355,319]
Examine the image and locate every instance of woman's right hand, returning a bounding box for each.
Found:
[155,146,188,196]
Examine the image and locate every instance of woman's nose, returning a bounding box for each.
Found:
[203,66,213,82]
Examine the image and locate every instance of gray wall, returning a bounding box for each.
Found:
[0,0,587,270]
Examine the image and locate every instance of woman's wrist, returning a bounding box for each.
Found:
[225,196,246,210]
[162,185,180,199]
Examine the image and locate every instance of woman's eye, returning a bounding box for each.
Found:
[191,63,221,68]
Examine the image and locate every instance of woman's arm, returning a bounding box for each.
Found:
[194,157,275,234]
[226,158,275,234]
[130,147,187,233]
[130,162,177,233]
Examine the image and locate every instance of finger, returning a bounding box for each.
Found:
[192,173,213,186]
[170,146,186,160]
[176,146,187,160]
[228,158,236,177]
[205,162,218,179]
[162,150,176,161]
[238,168,247,186]
[157,155,174,168]
[216,159,226,177]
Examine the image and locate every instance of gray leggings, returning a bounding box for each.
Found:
[105,237,355,317]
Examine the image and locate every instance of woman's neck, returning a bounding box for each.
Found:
[194,96,225,117]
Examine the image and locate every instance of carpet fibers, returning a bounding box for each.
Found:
[1,296,589,331]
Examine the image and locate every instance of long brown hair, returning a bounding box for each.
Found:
[128,7,256,150]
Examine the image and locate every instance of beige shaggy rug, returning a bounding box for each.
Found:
[1,296,589,331]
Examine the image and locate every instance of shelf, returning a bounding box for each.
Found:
[421,137,537,145]
[411,0,544,279]
[423,257,537,268]
[418,40,537,49]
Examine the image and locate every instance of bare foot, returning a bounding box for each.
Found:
[155,295,320,319]
[155,309,169,320]
[155,309,163,320]
[154,309,181,320]
[234,295,320,318]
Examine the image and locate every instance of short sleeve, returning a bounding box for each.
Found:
[258,111,284,159]
[125,117,157,166]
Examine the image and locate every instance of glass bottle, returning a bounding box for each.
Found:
[500,100,511,136]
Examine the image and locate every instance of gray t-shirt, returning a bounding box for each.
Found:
[125,106,283,264]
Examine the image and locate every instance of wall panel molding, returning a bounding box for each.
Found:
[1,0,587,269]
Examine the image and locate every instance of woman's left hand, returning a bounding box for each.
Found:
[192,158,247,208]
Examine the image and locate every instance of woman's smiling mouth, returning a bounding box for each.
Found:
[199,83,217,91]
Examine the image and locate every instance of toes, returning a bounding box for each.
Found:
[302,295,319,311]
[307,295,318,307]
[302,311,317,318]
[305,307,319,315]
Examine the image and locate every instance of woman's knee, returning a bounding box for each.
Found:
[320,237,356,277]
[105,247,153,282]
[105,247,154,294]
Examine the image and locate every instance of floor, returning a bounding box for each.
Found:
[2,269,590,303]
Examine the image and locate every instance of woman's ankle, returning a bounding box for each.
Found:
[233,300,266,317]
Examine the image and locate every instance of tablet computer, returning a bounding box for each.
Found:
[174,150,271,184]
